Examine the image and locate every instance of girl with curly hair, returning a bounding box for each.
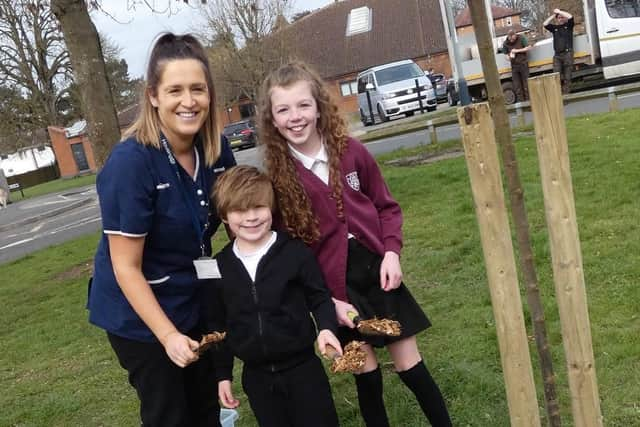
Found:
[258,61,452,427]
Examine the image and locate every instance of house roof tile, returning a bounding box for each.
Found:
[283,0,447,79]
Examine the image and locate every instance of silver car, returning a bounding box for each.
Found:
[357,59,437,126]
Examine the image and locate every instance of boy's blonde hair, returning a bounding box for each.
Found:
[213,165,276,221]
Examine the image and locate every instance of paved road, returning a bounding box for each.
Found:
[0,186,99,264]
[354,90,640,150]
[1,89,638,264]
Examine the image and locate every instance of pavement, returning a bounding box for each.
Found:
[0,185,97,233]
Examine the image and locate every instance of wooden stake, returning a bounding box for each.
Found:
[467,2,562,423]
[459,103,541,427]
[528,73,603,427]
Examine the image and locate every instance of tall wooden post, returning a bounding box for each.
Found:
[466,2,561,423]
[528,74,603,427]
[459,103,541,427]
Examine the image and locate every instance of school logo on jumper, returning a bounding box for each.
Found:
[346,171,360,191]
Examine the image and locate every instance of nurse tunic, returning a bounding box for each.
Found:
[88,136,236,342]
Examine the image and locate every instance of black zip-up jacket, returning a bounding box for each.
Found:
[202,232,338,380]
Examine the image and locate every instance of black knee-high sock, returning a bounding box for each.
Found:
[397,361,452,427]
[354,367,390,427]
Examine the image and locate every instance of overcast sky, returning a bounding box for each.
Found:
[91,0,334,79]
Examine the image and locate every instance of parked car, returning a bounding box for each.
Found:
[356,59,437,126]
[446,78,460,107]
[222,119,256,150]
[428,72,448,103]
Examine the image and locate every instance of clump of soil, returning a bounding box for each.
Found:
[197,331,227,355]
[54,262,93,281]
[330,341,367,373]
[357,317,401,336]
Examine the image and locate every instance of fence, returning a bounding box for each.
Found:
[6,165,59,189]
[364,80,640,145]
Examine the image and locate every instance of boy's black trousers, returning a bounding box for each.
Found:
[242,354,339,427]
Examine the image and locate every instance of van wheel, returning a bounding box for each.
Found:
[501,81,516,105]
[377,105,389,122]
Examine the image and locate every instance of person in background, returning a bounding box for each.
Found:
[87,33,236,427]
[427,67,437,85]
[258,61,452,427]
[204,165,342,427]
[544,8,575,94]
[502,29,532,102]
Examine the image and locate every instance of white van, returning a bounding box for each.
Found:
[357,59,436,125]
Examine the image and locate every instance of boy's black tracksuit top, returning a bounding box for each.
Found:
[202,232,338,380]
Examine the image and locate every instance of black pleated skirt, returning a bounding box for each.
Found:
[336,238,431,348]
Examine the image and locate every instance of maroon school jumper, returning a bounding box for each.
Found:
[293,137,402,302]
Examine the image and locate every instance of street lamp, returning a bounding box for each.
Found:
[438,0,471,105]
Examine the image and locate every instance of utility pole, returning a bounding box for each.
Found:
[438,0,470,105]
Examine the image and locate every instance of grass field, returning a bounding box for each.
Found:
[1,109,638,426]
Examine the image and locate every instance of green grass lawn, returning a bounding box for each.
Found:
[8,174,96,202]
[1,109,639,426]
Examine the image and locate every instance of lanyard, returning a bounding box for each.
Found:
[160,134,207,257]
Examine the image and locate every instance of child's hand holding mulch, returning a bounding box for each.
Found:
[325,341,367,373]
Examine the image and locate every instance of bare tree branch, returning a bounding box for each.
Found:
[201,0,292,105]
[49,0,208,166]
[0,0,72,127]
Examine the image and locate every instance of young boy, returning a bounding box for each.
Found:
[203,165,342,427]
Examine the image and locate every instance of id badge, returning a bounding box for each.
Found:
[193,258,222,279]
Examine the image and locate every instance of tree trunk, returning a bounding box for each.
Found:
[467,2,562,426]
[51,0,120,167]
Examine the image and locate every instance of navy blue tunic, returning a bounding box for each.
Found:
[89,136,236,342]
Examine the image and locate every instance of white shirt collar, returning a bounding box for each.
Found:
[289,140,328,171]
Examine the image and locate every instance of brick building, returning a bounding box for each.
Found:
[225,0,451,122]
[455,5,527,38]
[48,121,97,178]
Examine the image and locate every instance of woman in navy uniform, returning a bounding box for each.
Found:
[88,33,235,427]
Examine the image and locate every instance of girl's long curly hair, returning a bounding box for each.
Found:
[258,61,348,244]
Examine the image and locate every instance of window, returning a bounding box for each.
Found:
[346,6,371,36]
[374,63,424,86]
[606,0,640,18]
[340,80,358,96]
[357,74,369,93]
[505,17,512,26]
